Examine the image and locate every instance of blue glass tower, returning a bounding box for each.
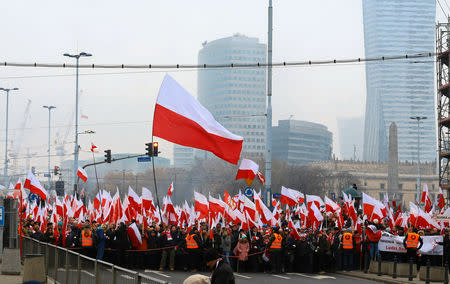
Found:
[362,0,436,162]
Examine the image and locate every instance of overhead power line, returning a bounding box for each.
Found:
[0,52,436,70]
[0,59,435,80]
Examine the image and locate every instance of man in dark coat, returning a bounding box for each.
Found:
[205,248,235,284]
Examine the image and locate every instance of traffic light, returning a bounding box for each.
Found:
[104,149,112,163]
[153,142,159,157]
[145,143,152,156]
[54,166,60,175]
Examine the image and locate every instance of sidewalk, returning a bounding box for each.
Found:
[0,265,23,284]
[336,270,428,284]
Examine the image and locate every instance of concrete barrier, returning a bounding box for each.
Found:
[1,248,21,275]
[368,260,378,274]
[419,266,445,282]
[395,263,417,278]
[381,261,392,275]
[368,260,392,275]
[23,254,45,283]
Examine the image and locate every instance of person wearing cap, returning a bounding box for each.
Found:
[330,226,342,271]
[268,227,284,274]
[341,228,355,271]
[204,248,235,284]
[185,227,202,272]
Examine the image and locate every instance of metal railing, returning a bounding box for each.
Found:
[21,236,168,284]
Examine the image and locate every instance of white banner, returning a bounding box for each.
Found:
[378,232,443,256]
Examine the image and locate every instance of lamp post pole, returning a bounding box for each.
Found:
[43,106,56,189]
[265,0,273,207]
[0,87,18,184]
[63,52,92,192]
[410,116,427,202]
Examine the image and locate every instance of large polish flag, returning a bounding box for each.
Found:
[235,159,259,185]
[153,74,243,165]
[24,171,48,201]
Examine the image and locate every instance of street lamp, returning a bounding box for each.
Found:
[63,52,92,190]
[43,105,56,189]
[0,87,19,183]
[410,116,427,202]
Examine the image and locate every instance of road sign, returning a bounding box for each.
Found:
[0,206,4,226]
[244,187,254,198]
[137,156,151,162]
[331,192,336,201]
[44,173,51,178]
[273,193,281,198]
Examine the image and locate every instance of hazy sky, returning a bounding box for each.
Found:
[0,1,446,174]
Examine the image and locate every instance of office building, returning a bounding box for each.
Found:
[272,119,332,165]
[362,0,436,162]
[197,34,267,159]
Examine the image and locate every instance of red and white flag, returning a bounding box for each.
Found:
[256,171,265,185]
[167,182,174,196]
[280,186,299,207]
[77,167,88,183]
[254,190,273,225]
[438,187,446,209]
[142,187,156,212]
[127,222,142,247]
[90,143,97,152]
[208,194,226,217]
[421,184,432,213]
[235,159,259,186]
[128,186,140,211]
[306,194,324,209]
[153,74,243,165]
[194,191,209,220]
[24,171,48,201]
[324,196,340,213]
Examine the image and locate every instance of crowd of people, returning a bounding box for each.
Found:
[20,209,450,275]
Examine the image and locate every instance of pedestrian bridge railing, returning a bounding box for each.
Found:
[21,236,169,284]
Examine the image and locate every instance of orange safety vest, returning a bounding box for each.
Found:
[81,230,93,247]
[270,233,282,249]
[342,232,353,249]
[405,233,420,249]
[186,234,198,249]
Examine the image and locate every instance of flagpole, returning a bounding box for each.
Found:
[151,105,163,224]
[91,151,100,193]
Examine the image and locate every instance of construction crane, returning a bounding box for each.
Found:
[55,90,80,165]
[9,99,32,175]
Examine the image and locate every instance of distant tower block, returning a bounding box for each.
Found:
[388,122,399,195]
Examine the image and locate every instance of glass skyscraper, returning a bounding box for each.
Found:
[362,0,436,162]
[198,34,267,158]
[272,120,332,165]
[173,34,267,167]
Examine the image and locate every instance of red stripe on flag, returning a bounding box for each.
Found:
[153,104,243,165]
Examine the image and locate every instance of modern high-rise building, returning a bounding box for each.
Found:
[362,0,436,162]
[173,34,266,167]
[196,34,267,159]
[272,120,333,165]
